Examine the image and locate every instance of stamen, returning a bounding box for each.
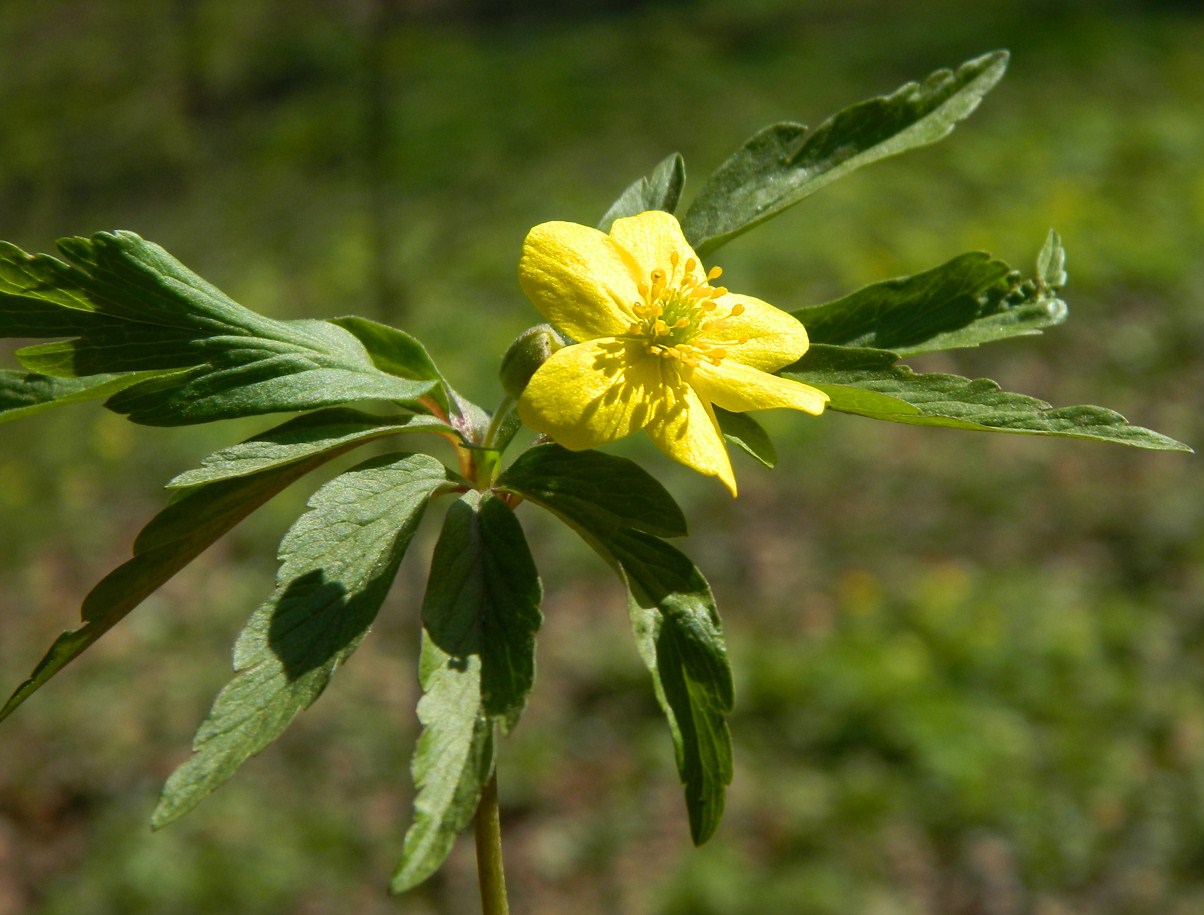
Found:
[650,269,666,291]
[707,265,723,281]
[729,302,745,316]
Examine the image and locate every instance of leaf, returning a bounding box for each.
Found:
[596,529,734,845]
[681,51,1009,255]
[0,452,348,724]
[392,491,542,892]
[153,452,452,828]
[499,468,731,844]
[0,233,435,425]
[785,344,1193,451]
[0,370,169,424]
[715,408,777,468]
[392,635,495,895]
[102,323,433,426]
[598,152,687,233]
[167,407,457,488]
[330,316,447,385]
[497,443,687,538]
[1037,229,1068,288]
[795,245,1069,356]
[330,315,452,413]
[421,492,542,731]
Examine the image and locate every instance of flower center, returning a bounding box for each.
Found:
[626,253,746,366]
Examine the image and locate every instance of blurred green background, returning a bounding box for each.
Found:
[1,0,1201,912]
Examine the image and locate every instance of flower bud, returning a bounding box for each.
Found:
[499,324,564,398]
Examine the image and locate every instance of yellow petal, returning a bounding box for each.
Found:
[643,380,738,497]
[518,222,640,341]
[691,359,829,416]
[711,293,811,372]
[609,211,706,288]
[517,338,664,450]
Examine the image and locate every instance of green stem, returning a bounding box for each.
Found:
[482,395,516,451]
[474,770,509,915]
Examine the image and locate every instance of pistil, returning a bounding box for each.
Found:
[627,259,747,366]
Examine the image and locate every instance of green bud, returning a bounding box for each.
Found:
[499,324,564,398]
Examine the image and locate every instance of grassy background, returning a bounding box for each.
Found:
[1,1,1201,912]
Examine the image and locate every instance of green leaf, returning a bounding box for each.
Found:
[153,452,452,828]
[681,51,1009,255]
[786,344,1193,451]
[715,408,777,468]
[330,315,447,385]
[167,407,457,488]
[497,443,687,538]
[598,152,687,233]
[0,452,347,724]
[0,233,436,425]
[0,370,169,424]
[392,635,495,895]
[330,315,454,414]
[597,529,734,845]
[1037,229,1068,288]
[795,243,1069,356]
[421,492,542,731]
[392,491,542,892]
[503,466,731,844]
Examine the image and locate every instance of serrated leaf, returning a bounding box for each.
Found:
[421,492,542,730]
[391,634,495,894]
[715,407,777,468]
[167,407,458,488]
[596,529,733,845]
[0,233,436,425]
[0,369,170,424]
[153,452,452,828]
[1037,229,1068,288]
[497,443,687,538]
[508,474,732,844]
[681,51,1009,255]
[392,491,542,892]
[0,453,346,724]
[598,152,687,233]
[794,244,1069,356]
[785,344,1192,451]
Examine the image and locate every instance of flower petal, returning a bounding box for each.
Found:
[643,379,738,497]
[517,338,663,450]
[711,293,811,372]
[519,222,640,341]
[608,211,706,288]
[691,359,829,416]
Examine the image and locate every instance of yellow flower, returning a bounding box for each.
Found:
[516,210,827,495]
